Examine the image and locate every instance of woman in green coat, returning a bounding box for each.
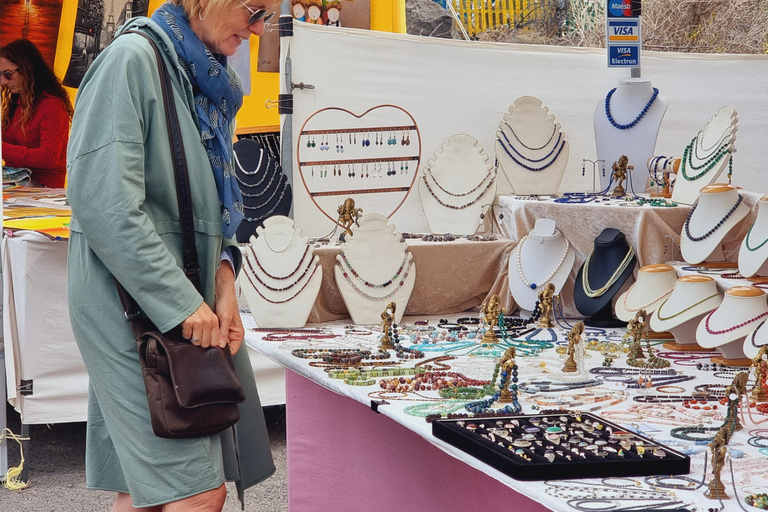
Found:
[66,0,275,509]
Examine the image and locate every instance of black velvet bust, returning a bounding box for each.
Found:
[573,228,637,326]
[233,138,292,244]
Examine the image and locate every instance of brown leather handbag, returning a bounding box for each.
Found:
[114,31,245,439]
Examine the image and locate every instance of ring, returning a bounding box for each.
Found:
[190,336,200,342]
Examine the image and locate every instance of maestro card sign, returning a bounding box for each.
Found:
[607,0,641,18]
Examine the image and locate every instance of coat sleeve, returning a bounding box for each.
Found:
[67,37,202,333]
[2,98,69,169]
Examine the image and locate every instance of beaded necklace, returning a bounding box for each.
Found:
[242,174,287,210]
[621,285,673,312]
[499,129,564,163]
[745,222,768,252]
[680,137,732,181]
[233,147,264,176]
[604,87,659,130]
[655,293,719,321]
[581,246,635,298]
[238,169,277,195]
[339,252,408,289]
[515,235,570,290]
[242,262,319,304]
[260,231,295,253]
[496,131,566,172]
[421,174,496,210]
[247,245,310,280]
[243,253,314,292]
[704,308,768,335]
[505,122,558,151]
[336,261,412,301]
[750,320,766,347]
[697,122,733,153]
[424,167,495,197]
[683,194,743,242]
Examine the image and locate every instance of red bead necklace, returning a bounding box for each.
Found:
[704,309,768,335]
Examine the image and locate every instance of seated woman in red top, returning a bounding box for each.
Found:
[1,39,73,188]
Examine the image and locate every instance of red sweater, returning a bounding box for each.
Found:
[2,94,70,188]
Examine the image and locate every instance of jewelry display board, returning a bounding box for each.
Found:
[432,413,689,481]
[240,216,322,328]
[333,213,416,324]
[671,106,738,206]
[594,79,667,195]
[418,134,496,235]
[680,184,749,265]
[234,138,292,244]
[296,105,421,229]
[495,96,569,196]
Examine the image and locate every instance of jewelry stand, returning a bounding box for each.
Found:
[583,159,606,194]
[615,264,677,322]
[671,106,738,206]
[418,134,496,235]
[334,213,416,324]
[744,317,768,359]
[696,286,768,365]
[240,216,322,328]
[573,228,637,327]
[233,138,292,243]
[647,156,677,198]
[508,218,575,312]
[680,184,749,265]
[739,195,768,277]
[650,275,721,351]
[594,79,667,194]
[495,96,569,196]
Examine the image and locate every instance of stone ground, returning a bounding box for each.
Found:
[0,404,288,511]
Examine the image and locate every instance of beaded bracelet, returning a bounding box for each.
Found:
[746,493,768,510]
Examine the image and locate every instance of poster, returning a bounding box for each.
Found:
[0,0,65,68]
[61,0,148,87]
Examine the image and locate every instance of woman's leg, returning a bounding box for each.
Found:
[113,492,162,512]
[163,484,227,512]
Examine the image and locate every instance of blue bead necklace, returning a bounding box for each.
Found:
[496,131,566,172]
[604,87,659,130]
[499,129,564,163]
[505,122,558,150]
[683,194,743,242]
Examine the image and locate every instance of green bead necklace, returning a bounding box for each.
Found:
[745,222,768,252]
[680,136,733,181]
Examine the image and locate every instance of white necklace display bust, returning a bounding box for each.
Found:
[696,286,768,360]
[594,79,667,195]
[615,264,677,322]
[240,216,322,328]
[739,195,768,278]
[649,275,722,347]
[680,183,749,265]
[508,218,575,311]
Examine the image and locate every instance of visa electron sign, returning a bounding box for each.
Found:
[606,1,641,67]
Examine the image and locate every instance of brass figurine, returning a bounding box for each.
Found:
[498,346,517,403]
[537,283,556,329]
[337,198,363,237]
[379,302,396,350]
[611,155,632,197]
[750,346,768,403]
[625,310,647,362]
[481,294,504,344]
[562,321,585,373]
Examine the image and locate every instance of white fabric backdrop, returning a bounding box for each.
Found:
[287,22,768,236]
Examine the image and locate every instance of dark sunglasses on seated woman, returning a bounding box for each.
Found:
[241,3,275,25]
[0,69,18,80]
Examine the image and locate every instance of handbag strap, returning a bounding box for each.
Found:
[116,30,202,320]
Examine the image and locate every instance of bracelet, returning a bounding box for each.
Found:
[656,385,686,394]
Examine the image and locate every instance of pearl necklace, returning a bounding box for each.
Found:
[515,235,570,290]
[581,246,635,298]
[655,293,719,321]
[683,194,743,242]
[704,309,768,335]
[621,285,673,312]
[604,87,659,130]
[260,230,295,253]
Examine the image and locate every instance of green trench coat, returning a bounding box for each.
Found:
[66,17,274,508]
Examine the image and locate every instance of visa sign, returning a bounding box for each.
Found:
[607,20,640,43]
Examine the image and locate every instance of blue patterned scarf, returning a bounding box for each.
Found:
[151,2,244,238]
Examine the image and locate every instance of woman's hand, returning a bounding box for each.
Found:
[181,301,221,348]
[215,263,245,355]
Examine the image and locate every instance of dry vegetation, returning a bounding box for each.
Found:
[476,0,768,54]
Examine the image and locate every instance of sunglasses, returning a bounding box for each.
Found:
[241,3,275,26]
[0,68,18,80]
